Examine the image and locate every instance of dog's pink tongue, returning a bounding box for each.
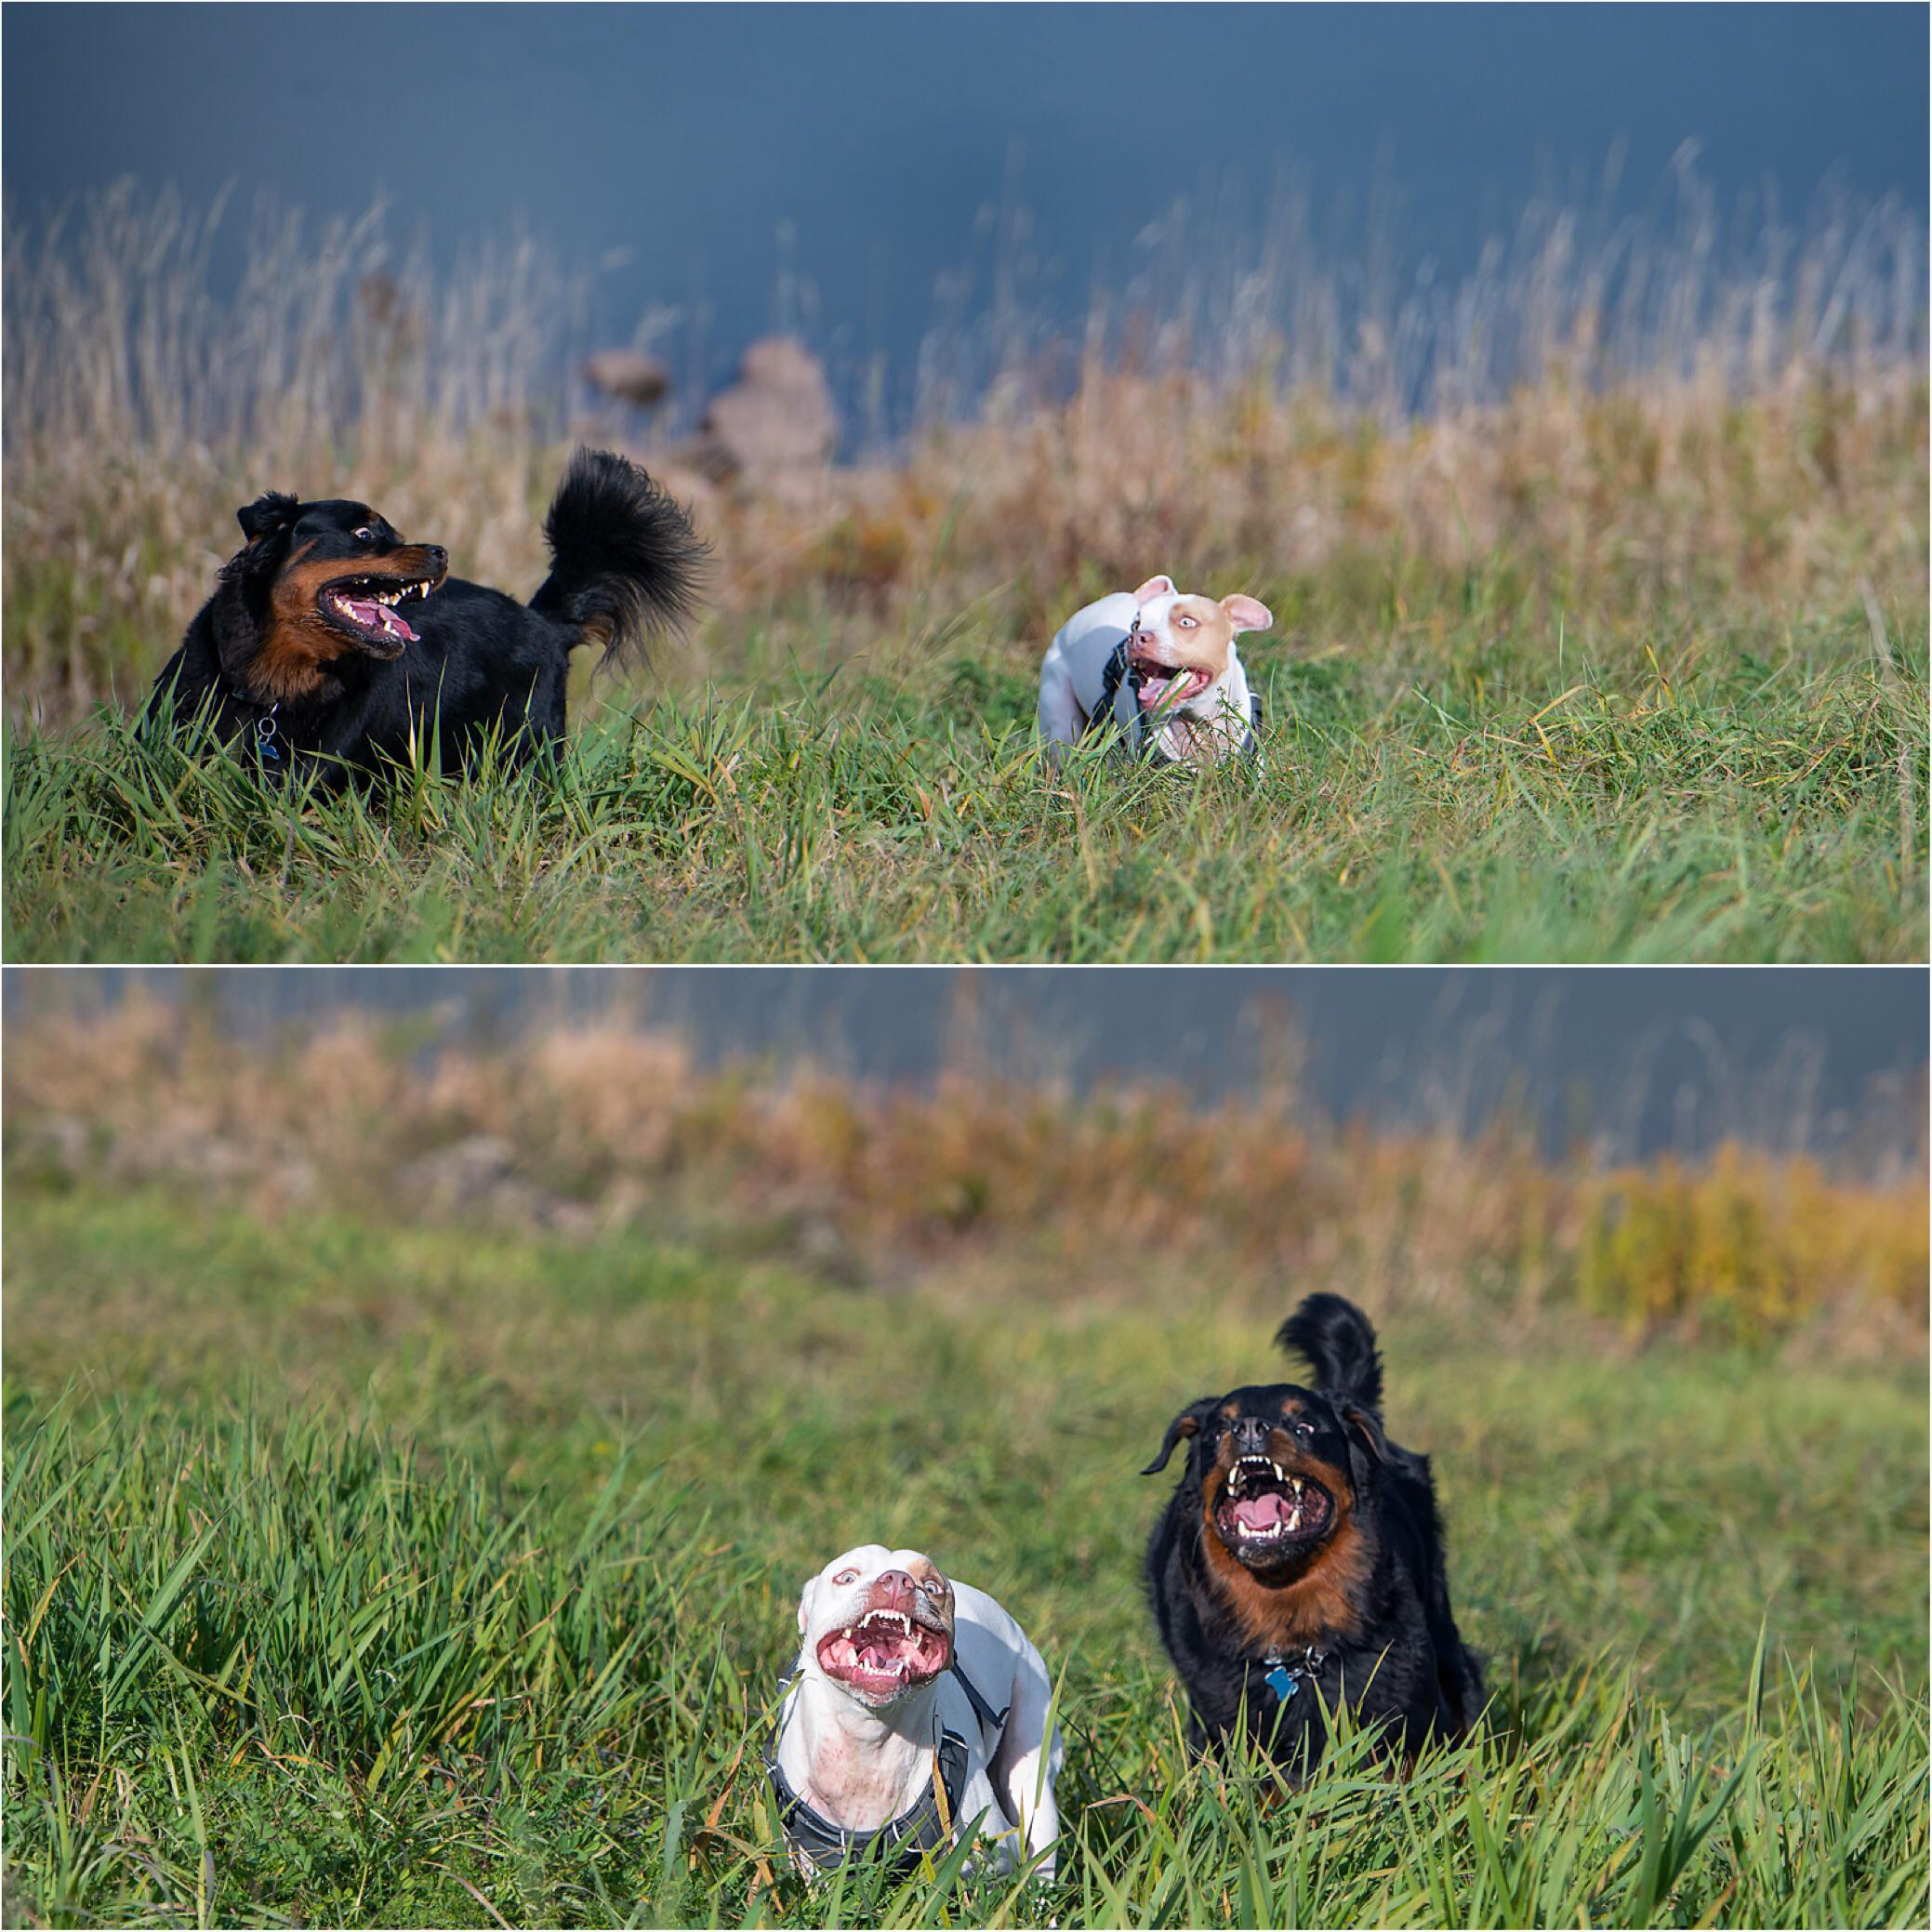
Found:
[1138,673,1173,708]
[1232,1493,1291,1531]
[342,597,419,644]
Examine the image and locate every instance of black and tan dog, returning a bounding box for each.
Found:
[147,447,704,785]
[1142,1293,1483,1777]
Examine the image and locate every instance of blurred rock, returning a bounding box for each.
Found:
[16,1114,90,1182]
[583,349,673,409]
[407,1133,521,1211]
[688,335,837,496]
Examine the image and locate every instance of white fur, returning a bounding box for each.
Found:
[775,1543,1062,1879]
[1037,576,1262,767]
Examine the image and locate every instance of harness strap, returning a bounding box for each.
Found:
[766,1726,972,1877]
[1083,637,1139,741]
[765,1661,998,1877]
[947,1656,1011,1736]
[1083,625,1265,766]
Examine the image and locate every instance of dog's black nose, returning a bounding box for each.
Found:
[1233,1416,1272,1453]
[426,546,448,569]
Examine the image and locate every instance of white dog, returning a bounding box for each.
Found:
[1038,574,1273,767]
[766,1544,1062,1883]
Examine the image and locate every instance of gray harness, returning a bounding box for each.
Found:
[1084,627,1263,764]
[765,1658,1010,1880]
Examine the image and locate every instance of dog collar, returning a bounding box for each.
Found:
[1261,1647,1328,1703]
[199,676,291,780]
[763,1655,1009,1878]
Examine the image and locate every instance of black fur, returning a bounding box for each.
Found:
[1142,1294,1483,1779]
[531,445,704,658]
[1277,1291,1383,1409]
[146,448,706,787]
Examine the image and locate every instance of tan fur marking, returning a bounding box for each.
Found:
[873,1557,954,1635]
[254,543,342,700]
[251,540,445,703]
[906,1555,949,1601]
[1196,1431,1371,1651]
[1164,596,1234,677]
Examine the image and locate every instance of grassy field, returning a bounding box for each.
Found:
[5,189,1927,962]
[6,577,1926,962]
[4,1009,1926,1925]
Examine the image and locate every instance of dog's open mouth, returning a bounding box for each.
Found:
[816,1608,952,1698]
[1214,1455,1334,1554]
[319,572,443,655]
[1131,649,1212,711]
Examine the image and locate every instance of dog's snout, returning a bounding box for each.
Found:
[874,1568,918,1609]
[1233,1415,1272,1453]
[425,546,448,570]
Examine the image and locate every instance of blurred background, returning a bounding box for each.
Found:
[7,965,1925,1355]
[9,963,1927,1169]
[5,3,1926,724]
[7,4,1925,431]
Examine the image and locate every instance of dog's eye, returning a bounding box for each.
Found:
[1293,1420,1317,1440]
[832,1568,858,1585]
[353,526,377,546]
[1176,615,1197,629]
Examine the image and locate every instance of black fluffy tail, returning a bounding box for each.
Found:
[1277,1293,1383,1409]
[530,447,707,665]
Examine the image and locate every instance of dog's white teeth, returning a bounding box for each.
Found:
[1271,1462,1285,1481]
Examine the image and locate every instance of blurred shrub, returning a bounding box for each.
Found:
[5,996,1922,1352]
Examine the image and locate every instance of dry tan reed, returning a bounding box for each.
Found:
[5,995,1922,1352]
[5,183,1925,721]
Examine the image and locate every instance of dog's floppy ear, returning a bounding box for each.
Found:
[797,1575,816,1636]
[1131,574,1175,603]
[1336,1399,1389,1490]
[1338,1400,1388,1460]
[1141,1397,1217,1475]
[1220,593,1272,635]
[236,492,299,546]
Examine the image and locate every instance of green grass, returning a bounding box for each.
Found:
[5,1184,1925,1925]
[5,581,1925,961]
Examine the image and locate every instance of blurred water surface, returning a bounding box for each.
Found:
[4,6,1924,426]
[9,968,1923,1176]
